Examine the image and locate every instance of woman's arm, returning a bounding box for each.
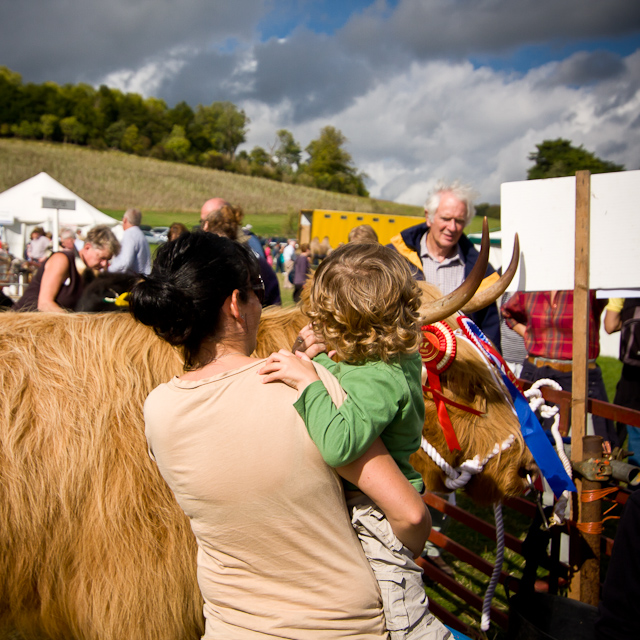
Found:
[338,438,431,558]
[37,253,70,313]
[500,291,528,332]
[604,298,624,334]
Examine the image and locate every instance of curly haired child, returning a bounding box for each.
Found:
[260,242,451,640]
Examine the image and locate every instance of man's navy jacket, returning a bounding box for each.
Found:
[387,222,502,352]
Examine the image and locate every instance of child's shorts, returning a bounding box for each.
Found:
[348,496,451,640]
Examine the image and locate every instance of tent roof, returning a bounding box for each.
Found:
[0,172,117,228]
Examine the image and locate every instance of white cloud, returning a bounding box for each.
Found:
[239,49,640,206]
[100,47,193,97]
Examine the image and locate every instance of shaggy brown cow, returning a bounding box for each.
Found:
[0,226,532,640]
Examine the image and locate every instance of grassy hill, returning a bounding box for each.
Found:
[0,139,422,235]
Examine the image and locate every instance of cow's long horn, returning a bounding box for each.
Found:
[419,217,490,325]
[460,233,519,315]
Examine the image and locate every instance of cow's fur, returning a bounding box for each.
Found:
[0,289,532,639]
[0,313,201,640]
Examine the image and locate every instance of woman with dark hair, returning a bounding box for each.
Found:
[129,231,428,639]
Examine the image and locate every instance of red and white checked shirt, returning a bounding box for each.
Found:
[501,290,606,361]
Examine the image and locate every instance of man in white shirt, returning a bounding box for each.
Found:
[109,208,151,275]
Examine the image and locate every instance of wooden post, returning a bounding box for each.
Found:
[578,435,604,607]
[568,170,593,601]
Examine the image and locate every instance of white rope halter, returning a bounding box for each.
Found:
[524,378,573,526]
[421,434,516,490]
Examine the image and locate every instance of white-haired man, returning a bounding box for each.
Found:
[109,208,151,275]
[388,180,501,350]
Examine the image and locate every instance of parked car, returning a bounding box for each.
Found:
[152,227,169,243]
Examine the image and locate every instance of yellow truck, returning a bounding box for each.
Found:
[298,209,424,248]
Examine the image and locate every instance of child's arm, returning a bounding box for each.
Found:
[338,438,431,558]
[261,353,404,467]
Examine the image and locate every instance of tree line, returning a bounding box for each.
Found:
[0,66,368,197]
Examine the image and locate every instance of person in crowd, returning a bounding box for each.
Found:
[292,242,311,303]
[129,230,427,639]
[242,223,266,259]
[24,226,51,270]
[200,198,281,306]
[501,290,617,449]
[282,238,297,289]
[109,208,151,275]
[260,243,451,640]
[59,228,77,253]
[499,292,528,377]
[14,225,120,313]
[74,228,85,252]
[604,298,640,465]
[387,180,501,351]
[167,222,189,242]
[349,224,379,244]
[264,242,273,266]
[272,242,283,273]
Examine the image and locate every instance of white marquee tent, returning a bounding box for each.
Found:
[0,172,118,259]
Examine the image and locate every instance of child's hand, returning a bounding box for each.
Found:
[291,323,336,359]
[259,349,320,391]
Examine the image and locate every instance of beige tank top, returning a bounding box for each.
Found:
[144,359,387,639]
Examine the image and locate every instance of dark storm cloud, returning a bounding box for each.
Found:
[246,33,374,121]
[542,51,627,87]
[341,0,640,62]
[0,0,263,84]
[156,50,241,107]
[154,26,375,119]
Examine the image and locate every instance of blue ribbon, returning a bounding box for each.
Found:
[502,376,576,498]
[458,317,576,498]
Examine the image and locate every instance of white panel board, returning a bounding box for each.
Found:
[501,170,640,292]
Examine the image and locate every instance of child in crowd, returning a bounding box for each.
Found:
[259,243,450,640]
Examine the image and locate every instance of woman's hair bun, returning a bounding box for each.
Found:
[129,275,196,346]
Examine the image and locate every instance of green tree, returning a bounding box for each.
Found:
[11,120,41,139]
[0,66,24,125]
[272,129,301,172]
[120,124,145,154]
[527,138,625,180]
[248,145,275,177]
[105,119,127,148]
[194,101,248,159]
[167,101,195,129]
[301,126,368,196]
[163,125,191,161]
[59,116,87,144]
[40,114,58,140]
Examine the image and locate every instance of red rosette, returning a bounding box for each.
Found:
[419,322,456,373]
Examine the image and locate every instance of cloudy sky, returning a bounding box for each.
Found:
[2,0,640,204]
